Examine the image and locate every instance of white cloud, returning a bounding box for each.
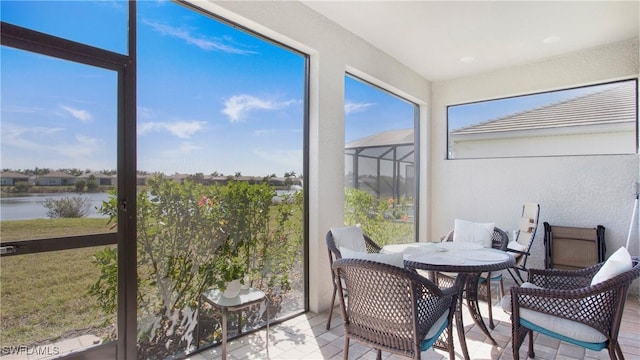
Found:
[55,134,102,160]
[2,105,43,114]
[253,149,302,168]
[59,105,92,122]
[0,122,106,168]
[75,134,100,147]
[143,20,257,55]
[137,106,156,120]
[178,142,201,153]
[222,95,296,122]
[155,141,201,158]
[138,120,206,139]
[345,101,375,115]
[1,123,63,151]
[253,129,277,137]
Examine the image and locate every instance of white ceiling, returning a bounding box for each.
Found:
[301,1,639,82]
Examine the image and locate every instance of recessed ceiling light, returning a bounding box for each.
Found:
[459,56,475,63]
[543,36,561,44]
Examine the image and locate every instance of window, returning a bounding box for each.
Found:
[447,79,638,159]
[1,2,128,359]
[136,2,307,358]
[1,0,127,54]
[344,74,418,245]
[1,1,308,359]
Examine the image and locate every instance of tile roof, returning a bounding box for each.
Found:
[346,128,414,149]
[0,171,29,178]
[451,81,636,136]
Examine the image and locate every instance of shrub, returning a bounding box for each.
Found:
[344,187,413,245]
[90,177,302,356]
[42,196,92,218]
[75,180,86,192]
[13,181,31,193]
[86,175,98,191]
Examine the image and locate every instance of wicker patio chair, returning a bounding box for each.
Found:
[332,258,458,360]
[506,203,540,284]
[325,228,382,330]
[438,226,509,329]
[510,255,640,360]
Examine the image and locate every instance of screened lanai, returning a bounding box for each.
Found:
[345,128,415,201]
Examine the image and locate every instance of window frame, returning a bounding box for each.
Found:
[446,78,639,160]
[344,72,421,243]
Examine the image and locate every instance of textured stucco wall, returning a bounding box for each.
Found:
[431,39,640,291]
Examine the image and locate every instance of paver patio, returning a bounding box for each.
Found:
[188,278,639,360]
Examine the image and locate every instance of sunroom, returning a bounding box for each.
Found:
[0,1,638,360]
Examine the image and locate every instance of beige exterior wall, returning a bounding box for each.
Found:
[451,125,636,158]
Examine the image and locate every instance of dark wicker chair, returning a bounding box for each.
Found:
[506,203,540,284]
[332,258,458,360]
[510,256,640,360]
[325,229,382,330]
[438,226,509,329]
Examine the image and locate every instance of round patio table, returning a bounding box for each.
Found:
[398,243,515,360]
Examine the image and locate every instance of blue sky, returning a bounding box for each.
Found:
[1,1,417,178]
[1,2,629,177]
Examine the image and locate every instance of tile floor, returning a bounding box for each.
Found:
[2,282,637,360]
[188,282,640,360]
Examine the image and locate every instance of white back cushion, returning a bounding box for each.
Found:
[453,219,494,248]
[331,226,366,253]
[590,247,632,286]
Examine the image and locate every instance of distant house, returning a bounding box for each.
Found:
[268,177,287,187]
[267,177,303,187]
[36,171,77,186]
[166,173,190,184]
[345,128,415,199]
[449,81,636,158]
[209,176,228,185]
[0,171,30,186]
[137,174,151,186]
[78,172,115,186]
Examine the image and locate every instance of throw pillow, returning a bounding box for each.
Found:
[453,219,494,248]
[590,247,632,286]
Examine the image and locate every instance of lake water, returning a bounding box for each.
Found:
[0,190,299,221]
[0,193,112,221]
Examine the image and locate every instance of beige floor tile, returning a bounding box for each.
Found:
[7,295,636,360]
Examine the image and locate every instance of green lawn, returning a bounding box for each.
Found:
[1,218,115,346]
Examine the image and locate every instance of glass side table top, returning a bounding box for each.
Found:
[201,287,266,308]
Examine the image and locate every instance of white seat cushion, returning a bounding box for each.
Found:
[340,247,404,268]
[507,240,526,253]
[520,308,607,343]
[502,282,607,343]
[590,246,632,286]
[331,226,367,252]
[453,219,494,248]
[425,310,449,339]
